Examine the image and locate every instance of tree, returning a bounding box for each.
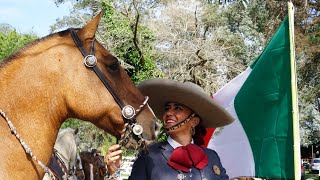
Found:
[293,0,320,146]
[0,24,37,60]
[145,1,222,93]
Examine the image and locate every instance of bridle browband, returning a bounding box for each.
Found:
[69,28,149,148]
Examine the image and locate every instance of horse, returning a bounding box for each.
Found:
[0,10,158,180]
[43,128,80,180]
[76,149,106,180]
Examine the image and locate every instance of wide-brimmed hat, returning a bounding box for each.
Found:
[137,78,234,128]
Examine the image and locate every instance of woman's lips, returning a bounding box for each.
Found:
[166,120,175,123]
[165,119,176,127]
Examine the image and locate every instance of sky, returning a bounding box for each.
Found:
[0,0,72,37]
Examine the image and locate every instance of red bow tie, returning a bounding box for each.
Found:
[168,144,208,172]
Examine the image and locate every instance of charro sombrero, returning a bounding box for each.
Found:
[137,78,234,128]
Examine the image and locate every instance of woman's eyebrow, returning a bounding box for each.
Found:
[173,103,184,107]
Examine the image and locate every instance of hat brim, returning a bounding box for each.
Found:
[138,78,234,128]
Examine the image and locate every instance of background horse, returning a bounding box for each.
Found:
[0,10,158,180]
[43,128,80,180]
[76,149,106,180]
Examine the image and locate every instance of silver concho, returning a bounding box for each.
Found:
[132,124,143,135]
[177,173,185,180]
[84,55,97,67]
[122,105,136,119]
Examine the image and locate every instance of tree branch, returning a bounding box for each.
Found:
[132,0,145,64]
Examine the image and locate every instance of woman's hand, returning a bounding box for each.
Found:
[105,144,123,175]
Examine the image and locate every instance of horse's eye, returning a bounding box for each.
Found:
[109,63,119,72]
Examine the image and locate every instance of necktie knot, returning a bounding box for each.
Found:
[168,144,208,172]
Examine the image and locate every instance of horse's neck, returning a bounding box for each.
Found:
[0,44,67,170]
[0,42,68,129]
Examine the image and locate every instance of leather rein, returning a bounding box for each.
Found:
[69,29,149,148]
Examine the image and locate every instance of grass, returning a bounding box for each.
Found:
[305,170,319,179]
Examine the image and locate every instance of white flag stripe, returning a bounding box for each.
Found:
[208,67,255,178]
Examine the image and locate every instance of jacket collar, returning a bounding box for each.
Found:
[159,141,174,161]
[167,136,194,149]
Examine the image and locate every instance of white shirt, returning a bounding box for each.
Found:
[167,136,194,149]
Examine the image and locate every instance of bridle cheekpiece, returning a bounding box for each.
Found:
[69,29,149,149]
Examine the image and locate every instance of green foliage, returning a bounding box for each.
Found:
[202,3,228,28]
[201,1,267,69]
[299,86,320,146]
[101,1,164,83]
[156,126,168,143]
[0,26,37,61]
[61,118,83,128]
[309,34,320,44]
[62,119,117,152]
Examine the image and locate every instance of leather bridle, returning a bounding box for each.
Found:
[69,29,149,148]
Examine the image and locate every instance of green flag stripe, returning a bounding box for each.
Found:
[234,16,294,179]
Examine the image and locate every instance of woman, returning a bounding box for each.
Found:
[105,78,234,180]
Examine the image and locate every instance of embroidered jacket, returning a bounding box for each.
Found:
[128,141,229,180]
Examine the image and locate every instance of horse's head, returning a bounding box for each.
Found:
[78,150,106,180]
[49,128,79,178]
[59,11,159,149]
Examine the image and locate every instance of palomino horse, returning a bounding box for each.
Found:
[0,10,158,180]
[43,128,80,180]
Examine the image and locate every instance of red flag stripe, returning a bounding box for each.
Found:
[203,128,215,147]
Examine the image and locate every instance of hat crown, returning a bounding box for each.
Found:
[183,82,205,93]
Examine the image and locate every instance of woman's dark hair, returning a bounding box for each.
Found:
[193,115,207,146]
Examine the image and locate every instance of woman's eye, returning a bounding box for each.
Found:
[175,107,182,111]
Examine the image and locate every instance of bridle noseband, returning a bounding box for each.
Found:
[69,29,149,149]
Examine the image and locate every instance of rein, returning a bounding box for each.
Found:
[53,148,70,174]
[69,29,149,149]
[47,149,69,180]
[0,110,56,179]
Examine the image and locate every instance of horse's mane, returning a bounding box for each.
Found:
[0,29,71,68]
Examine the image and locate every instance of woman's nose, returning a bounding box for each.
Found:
[164,109,174,116]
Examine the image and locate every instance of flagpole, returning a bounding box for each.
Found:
[288,1,300,179]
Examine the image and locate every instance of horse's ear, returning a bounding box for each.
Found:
[78,9,105,39]
[74,128,79,135]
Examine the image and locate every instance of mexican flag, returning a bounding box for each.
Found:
[207,3,300,179]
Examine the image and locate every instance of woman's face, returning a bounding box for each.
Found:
[162,102,195,131]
